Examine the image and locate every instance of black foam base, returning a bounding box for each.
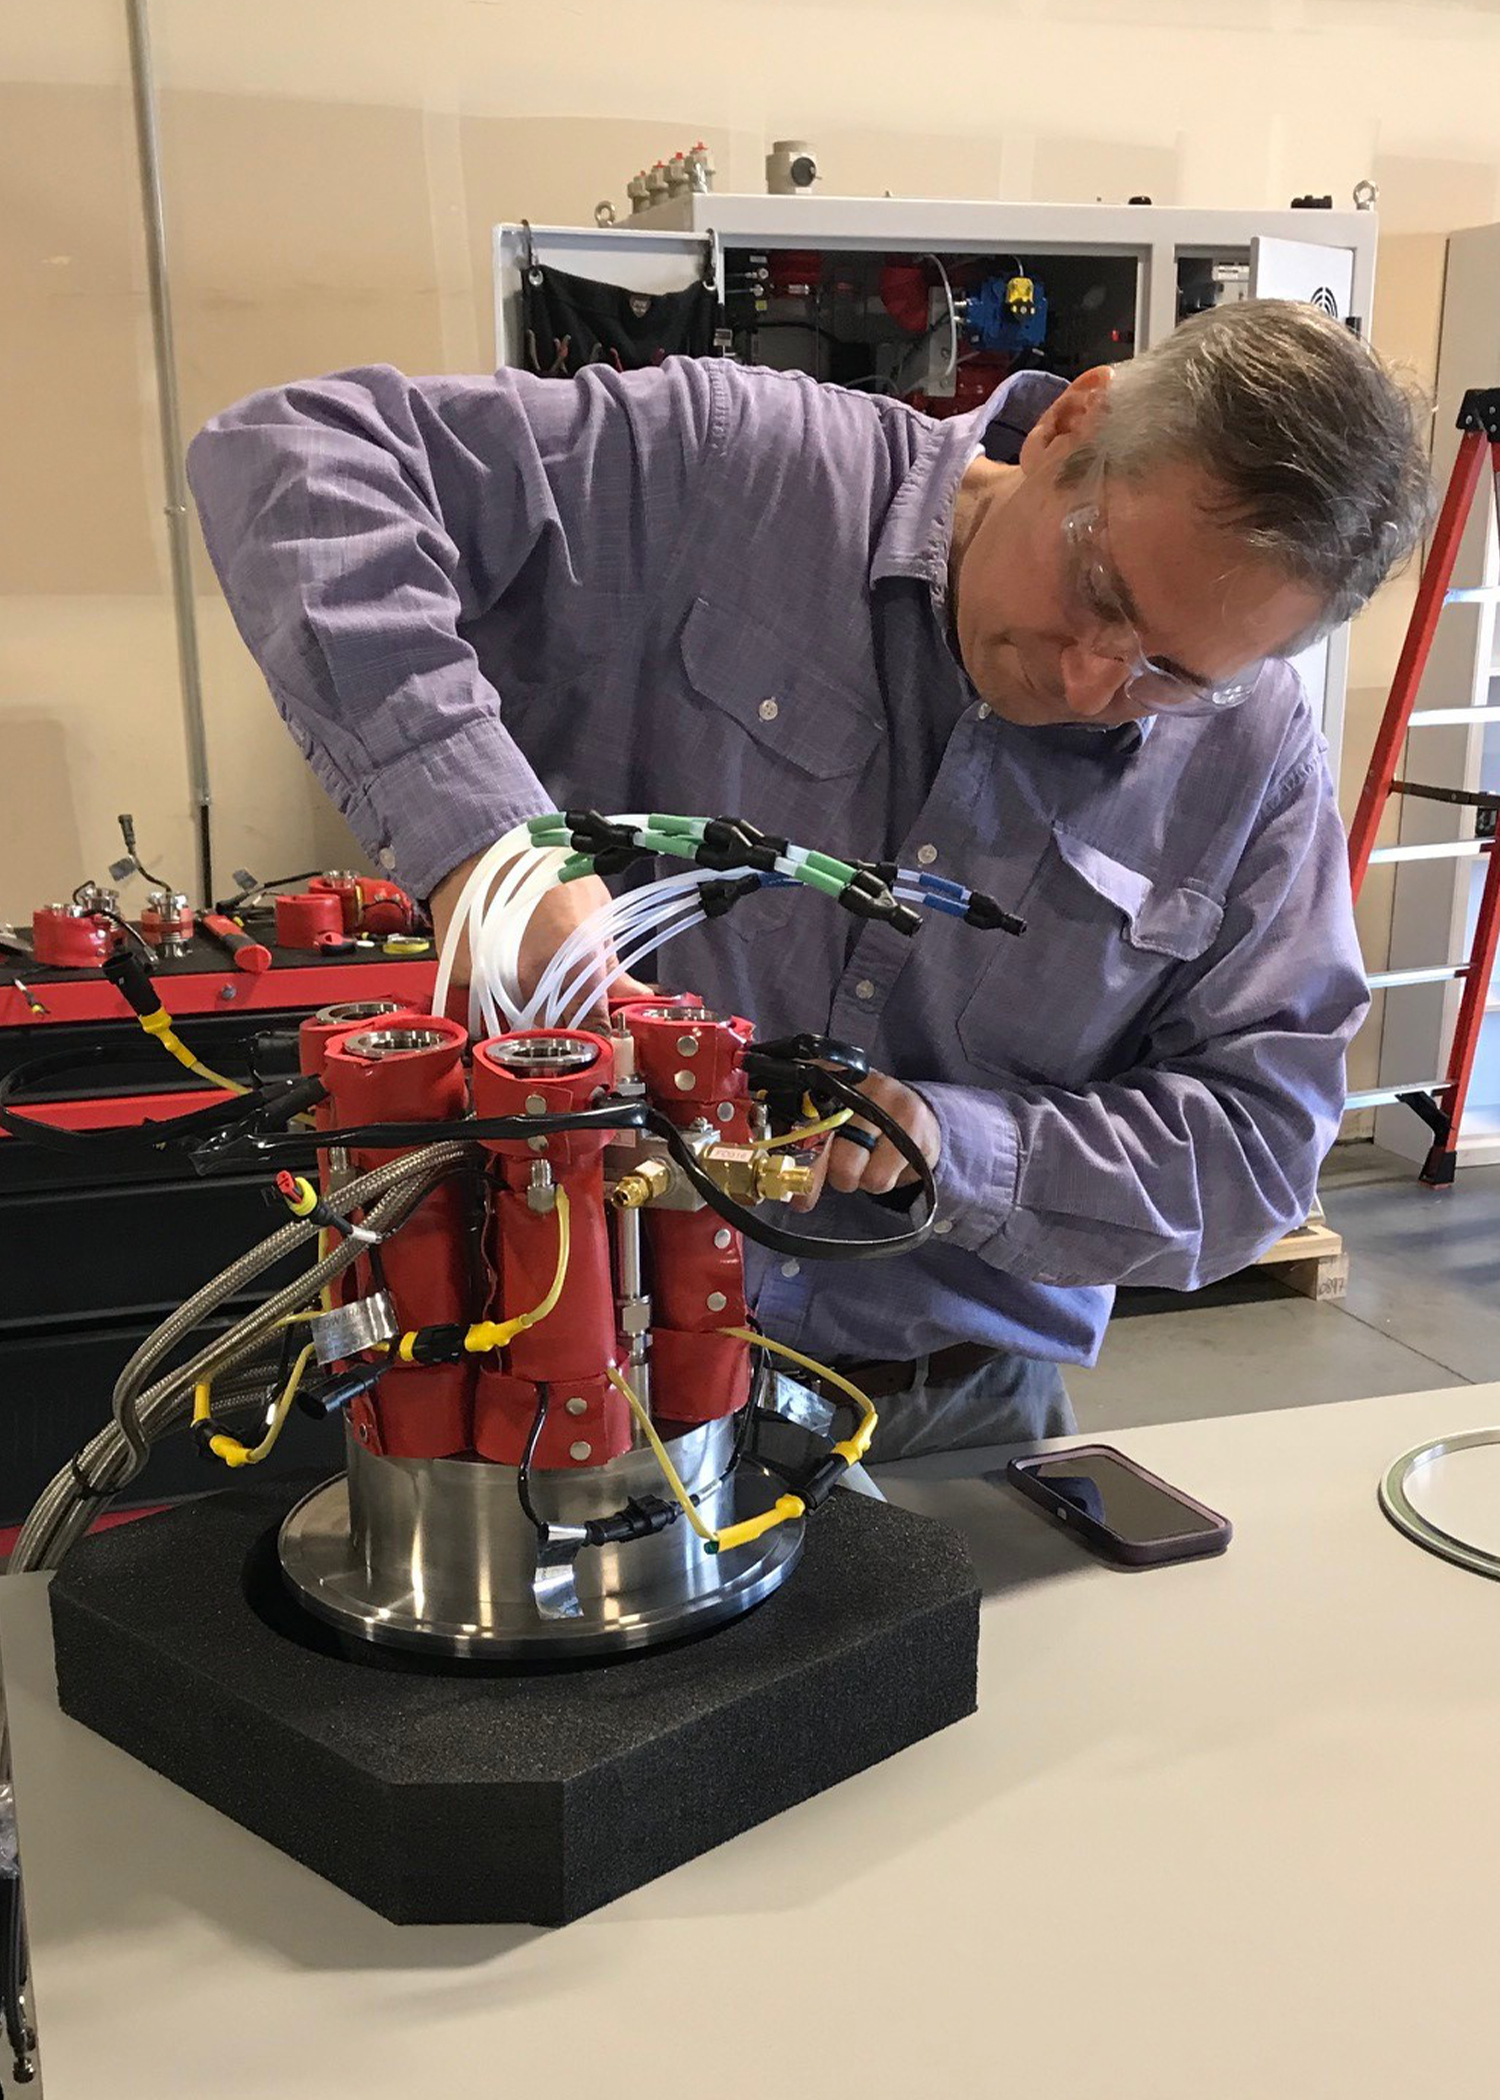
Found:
[48,1474,979,1925]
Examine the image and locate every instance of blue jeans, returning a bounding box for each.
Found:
[864,1350,1075,1463]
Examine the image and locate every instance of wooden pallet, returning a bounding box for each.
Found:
[1254,1201,1348,1303]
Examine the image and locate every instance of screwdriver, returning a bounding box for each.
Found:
[197,911,272,975]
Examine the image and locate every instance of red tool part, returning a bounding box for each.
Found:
[31,906,116,971]
[321,1013,474,1459]
[623,1000,754,1426]
[471,1029,625,1467]
[274,890,345,949]
[197,912,272,975]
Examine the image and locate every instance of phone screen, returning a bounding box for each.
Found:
[1021,1453,1221,1544]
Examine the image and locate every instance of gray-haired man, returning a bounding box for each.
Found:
[188,300,1431,1459]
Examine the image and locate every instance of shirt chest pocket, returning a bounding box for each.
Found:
[676,595,886,938]
[678,596,883,782]
[954,828,1225,1086]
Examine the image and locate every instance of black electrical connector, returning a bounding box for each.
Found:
[698,872,764,920]
[836,867,922,937]
[794,1453,850,1512]
[694,816,787,873]
[582,1495,684,1547]
[963,891,1028,937]
[102,946,159,1017]
[557,809,650,879]
[299,1362,386,1418]
[397,1323,468,1366]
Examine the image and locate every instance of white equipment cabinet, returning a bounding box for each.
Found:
[494,195,1378,778]
[1372,220,1500,1170]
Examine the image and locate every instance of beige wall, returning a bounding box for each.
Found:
[6,0,1500,1099]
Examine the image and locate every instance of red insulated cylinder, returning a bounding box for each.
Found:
[309,871,416,936]
[274,890,345,949]
[31,906,115,970]
[470,1029,623,1467]
[321,1014,474,1459]
[624,1000,754,1428]
[297,999,408,1128]
[623,998,755,1139]
[308,872,362,934]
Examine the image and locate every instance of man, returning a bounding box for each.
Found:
[187,299,1431,1459]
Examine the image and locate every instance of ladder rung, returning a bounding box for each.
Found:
[1346,1081,1453,1110]
[1391,779,1500,810]
[1368,839,1492,864]
[1409,708,1500,726]
[1366,964,1468,988]
[1443,586,1500,604]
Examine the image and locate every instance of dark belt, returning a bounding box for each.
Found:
[826,1341,997,1401]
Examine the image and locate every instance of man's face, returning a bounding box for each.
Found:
[951,374,1326,729]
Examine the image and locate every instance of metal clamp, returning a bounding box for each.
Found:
[310,1290,399,1367]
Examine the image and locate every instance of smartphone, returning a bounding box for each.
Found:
[1005,1444,1231,1568]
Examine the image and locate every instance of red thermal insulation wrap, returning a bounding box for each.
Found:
[298,1000,408,1129]
[623,1000,754,1425]
[470,1029,626,1468]
[139,899,194,946]
[32,907,115,970]
[321,1013,474,1459]
[310,872,416,936]
[274,890,345,949]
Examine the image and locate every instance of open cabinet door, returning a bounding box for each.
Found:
[1247,236,1361,750]
[493,223,717,371]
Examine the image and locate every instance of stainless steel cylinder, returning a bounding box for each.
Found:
[278,1414,801,1658]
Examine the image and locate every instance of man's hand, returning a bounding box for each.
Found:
[791,1071,942,1212]
[429,849,652,1014]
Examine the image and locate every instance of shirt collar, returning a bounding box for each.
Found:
[870,371,1067,591]
[874,372,1149,761]
[1023,717,1154,756]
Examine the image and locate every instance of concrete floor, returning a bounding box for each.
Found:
[1070,1144,1500,1435]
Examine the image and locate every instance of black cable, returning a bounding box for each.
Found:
[1,1871,31,2078]
[118,811,170,891]
[643,1065,936,1261]
[516,1393,550,1540]
[192,1095,655,1165]
[0,1048,320,1159]
[102,911,157,969]
[214,867,324,915]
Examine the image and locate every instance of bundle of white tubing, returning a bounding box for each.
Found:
[430,820,759,1038]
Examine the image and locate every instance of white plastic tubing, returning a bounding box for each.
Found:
[430,820,755,1038]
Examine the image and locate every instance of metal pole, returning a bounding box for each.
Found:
[125,0,214,904]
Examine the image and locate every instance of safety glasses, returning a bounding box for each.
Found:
[1059,502,1263,717]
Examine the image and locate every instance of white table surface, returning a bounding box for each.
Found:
[4,1382,1500,2100]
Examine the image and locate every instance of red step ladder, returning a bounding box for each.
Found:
[1348,386,1500,1186]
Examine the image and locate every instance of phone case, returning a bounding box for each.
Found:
[1006,1444,1232,1568]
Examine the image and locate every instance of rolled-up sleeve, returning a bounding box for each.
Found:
[187,359,715,900]
[914,743,1368,1290]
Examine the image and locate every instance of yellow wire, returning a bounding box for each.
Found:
[718,1327,878,1466]
[607,1365,719,1542]
[750,1107,853,1154]
[193,1342,317,1469]
[608,1337,878,1557]
[396,1189,573,1361]
[138,1006,244,1094]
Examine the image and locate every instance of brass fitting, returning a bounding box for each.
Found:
[611,1157,675,1209]
[704,1144,814,1206]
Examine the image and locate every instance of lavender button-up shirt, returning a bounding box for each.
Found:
[188,357,1368,1370]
